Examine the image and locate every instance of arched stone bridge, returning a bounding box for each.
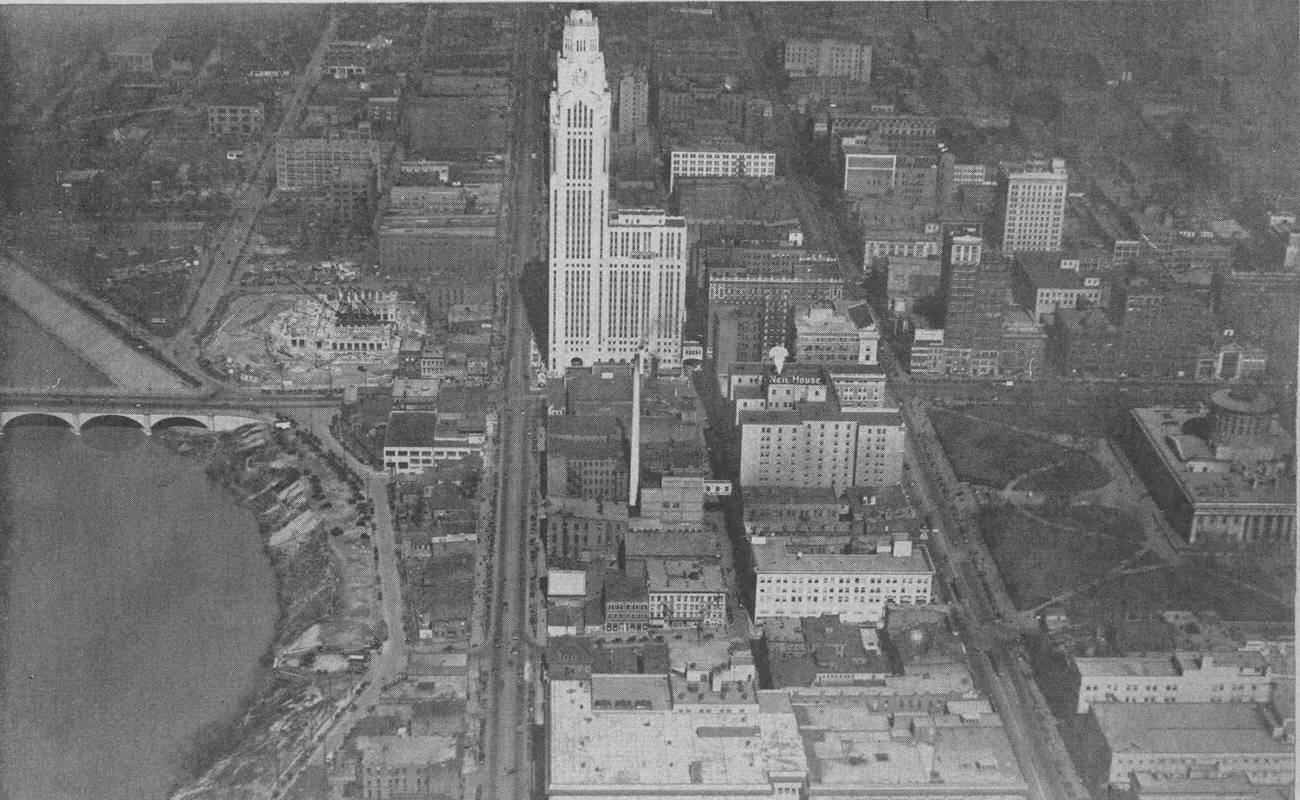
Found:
[0,398,270,436]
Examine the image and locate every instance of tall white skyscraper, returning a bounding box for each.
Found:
[998,157,1068,253]
[548,10,686,374]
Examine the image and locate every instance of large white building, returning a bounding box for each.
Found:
[548,11,687,373]
[999,158,1068,253]
[752,540,934,624]
[547,680,809,800]
[739,404,906,491]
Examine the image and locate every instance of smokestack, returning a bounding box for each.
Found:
[629,351,643,508]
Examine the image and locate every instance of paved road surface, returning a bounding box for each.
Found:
[466,10,550,800]
[176,13,338,350]
[722,8,1091,800]
[274,407,407,796]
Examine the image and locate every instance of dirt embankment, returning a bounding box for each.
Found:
[160,424,380,800]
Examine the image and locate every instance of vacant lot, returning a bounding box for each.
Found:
[930,409,1076,488]
[978,504,1142,610]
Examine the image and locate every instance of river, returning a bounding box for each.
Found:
[0,298,279,800]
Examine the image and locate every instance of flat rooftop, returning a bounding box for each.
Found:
[1075,656,1177,678]
[591,673,672,711]
[1092,702,1291,755]
[753,542,932,575]
[548,680,807,789]
[385,411,440,449]
[547,436,624,461]
[625,528,721,561]
[739,404,903,427]
[1130,406,1295,507]
[356,733,459,765]
[1013,252,1109,289]
[744,486,842,507]
[795,704,1027,791]
[825,363,887,378]
[645,558,726,594]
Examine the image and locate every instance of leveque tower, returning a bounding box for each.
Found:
[547,10,687,374]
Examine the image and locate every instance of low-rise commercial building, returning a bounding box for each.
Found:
[547,680,808,800]
[767,614,891,688]
[753,540,934,624]
[793,301,879,366]
[863,227,942,262]
[1115,276,1214,379]
[1074,650,1275,713]
[383,410,485,475]
[1050,307,1119,376]
[1011,252,1109,322]
[544,496,629,562]
[842,147,937,206]
[545,437,628,502]
[794,699,1030,799]
[1090,703,1293,788]
[743,487,849,538]
[829,111,937,156]
[825,364,894,412]
[645,558,727,627]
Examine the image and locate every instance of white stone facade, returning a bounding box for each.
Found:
[548,11,686,373]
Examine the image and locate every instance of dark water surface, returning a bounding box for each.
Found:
[0,297,113,388]
[0,303,278,799]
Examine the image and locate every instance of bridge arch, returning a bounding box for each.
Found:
[0,411,78,432]
[81,413,149,432]
[150,415,211,432]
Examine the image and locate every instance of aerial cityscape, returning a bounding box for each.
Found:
[0,3,1295,800]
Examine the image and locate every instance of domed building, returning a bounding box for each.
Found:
[1123,389,1295,547]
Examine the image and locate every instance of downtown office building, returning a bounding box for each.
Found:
[548,10,687,374]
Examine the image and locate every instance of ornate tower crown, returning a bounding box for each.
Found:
[562,9,601,57]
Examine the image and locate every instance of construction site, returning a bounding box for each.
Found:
[204,284,426,390]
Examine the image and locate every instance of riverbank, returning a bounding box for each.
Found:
[159,422,385,800]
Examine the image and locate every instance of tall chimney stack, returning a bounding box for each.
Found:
[629,351,643,508]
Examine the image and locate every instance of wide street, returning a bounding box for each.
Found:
[721,9,1090,797]
[469,8,549,800]
[175,12,339,355]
